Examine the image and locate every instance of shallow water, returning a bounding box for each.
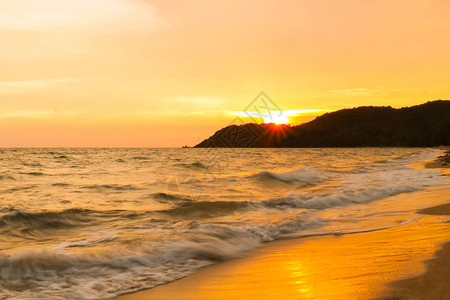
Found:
[0,148,447,299]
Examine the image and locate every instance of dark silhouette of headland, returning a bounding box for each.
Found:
[195,100,450,148]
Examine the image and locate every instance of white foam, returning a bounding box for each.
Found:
[264,163,448,210]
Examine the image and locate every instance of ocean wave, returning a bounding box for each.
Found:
[0,208,95,235]
[82,183,146,191]
[23,162,43,167]
[131,156,149,160]
[263,185,417,210]
[0,244,212,299]
[20,171,46,176]
[263,166,447,210]
[0,174,16,181]
[149,192,189,201]
[253,167,328,184]
[57,233,119,249]
[0,208,158,238]
[188,214,327,243]
[52,182,70,187]
[158,200,253,218]
[0,214,325,299]
[174,162,208,169]
[1,184,38,193]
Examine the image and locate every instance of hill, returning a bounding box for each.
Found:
[194,100,450,147]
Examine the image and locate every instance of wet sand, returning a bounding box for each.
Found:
[425,148,450,168]
[379,203,450,300]
[418,202,450,215]
[117,152,450,300]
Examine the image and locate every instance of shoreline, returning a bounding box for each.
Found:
[424,147,450,168]
[116,150,450,300]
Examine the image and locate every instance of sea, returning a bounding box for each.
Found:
[0,148,448,299]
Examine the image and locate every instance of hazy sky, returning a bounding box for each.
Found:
[1,0,449,147]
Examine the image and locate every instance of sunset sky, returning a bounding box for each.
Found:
[1,0,449,147]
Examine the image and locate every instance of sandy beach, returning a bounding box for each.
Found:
[117,152,450,300]
[379,203,450,300]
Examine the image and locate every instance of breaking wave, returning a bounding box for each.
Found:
[0,214,325,299]
[263,165,447,210]
[254,167,328,184]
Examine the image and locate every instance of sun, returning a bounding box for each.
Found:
[264,115,290,125]
[231,109,322,125]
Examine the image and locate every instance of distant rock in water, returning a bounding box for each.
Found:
[195,100,450,147]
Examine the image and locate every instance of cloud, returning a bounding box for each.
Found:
[0,0,164,34]
[0,78,77,95]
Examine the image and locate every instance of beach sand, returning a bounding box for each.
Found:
[117,153,450,300]
[378,203,450,300]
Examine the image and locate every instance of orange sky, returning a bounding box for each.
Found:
[1,0,449,147]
